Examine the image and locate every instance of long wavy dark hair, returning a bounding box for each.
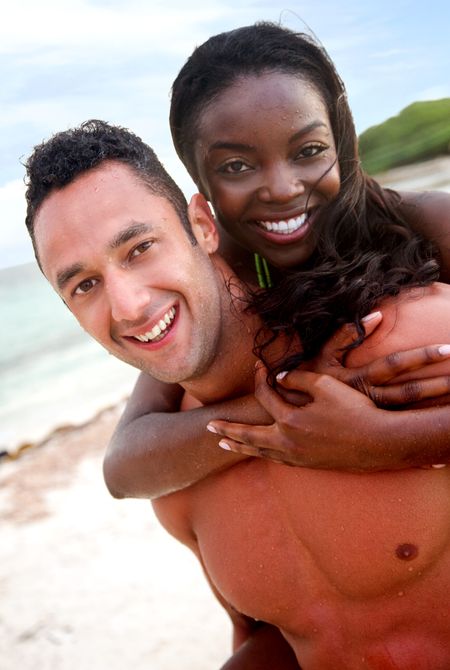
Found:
[170,22,439,376]
[250,174,438,378]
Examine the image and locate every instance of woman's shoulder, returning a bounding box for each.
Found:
[398,189,450,227]
[397,189,450,281]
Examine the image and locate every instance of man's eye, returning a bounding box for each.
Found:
[130,241,153,258]
[74,278,98,295]
[220,160,251,174]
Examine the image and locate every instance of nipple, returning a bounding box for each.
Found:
[395,543,418,561]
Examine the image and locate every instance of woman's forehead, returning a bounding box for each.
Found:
[197,72,329,137]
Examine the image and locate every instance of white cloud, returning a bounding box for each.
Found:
[0,0,223,57]
[1,0,449,268]
[416,85,450,102]
[0,179,34,267]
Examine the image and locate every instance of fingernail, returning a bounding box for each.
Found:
[438,345,450,356]
[219,440,231,450]
[276,371,288,381]
[206,424,217,434]
[362,311,381,322]
[431,463,447,469]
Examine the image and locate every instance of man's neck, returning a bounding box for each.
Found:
[178,256,296,406]
[181,258,259,405]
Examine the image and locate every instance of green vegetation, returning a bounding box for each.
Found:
[359,98,450,175]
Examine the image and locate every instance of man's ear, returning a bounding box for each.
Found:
[187,193,219,253]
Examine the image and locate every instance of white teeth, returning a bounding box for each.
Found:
[133,307,176,343]
[259,213,308,235]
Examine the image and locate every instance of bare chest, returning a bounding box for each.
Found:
[155,460,450,667]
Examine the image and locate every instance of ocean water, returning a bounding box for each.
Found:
[0,262,139,451]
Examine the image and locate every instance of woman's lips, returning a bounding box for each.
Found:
[258,212,308,235]
[254,211,312,245]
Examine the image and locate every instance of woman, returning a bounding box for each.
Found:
[103,22,450,500]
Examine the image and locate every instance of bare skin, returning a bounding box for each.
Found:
[399,189,450,283]
[33,157,450,667]
[104,325,450,499]
[103,72,450,500]
[34,160,302,668]
[153,282,450,669]
[104,209,450,501]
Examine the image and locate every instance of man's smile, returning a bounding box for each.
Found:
[132,306,177,343]
[122,304,179,349]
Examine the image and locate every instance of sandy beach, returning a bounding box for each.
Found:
[1,156,449,669]
[0,405,230,670]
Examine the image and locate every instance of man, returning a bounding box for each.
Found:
[26,120,450,669]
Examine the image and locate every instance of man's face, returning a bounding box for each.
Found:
[34,161,224,383]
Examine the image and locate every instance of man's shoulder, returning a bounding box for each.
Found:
[347,282,450,374]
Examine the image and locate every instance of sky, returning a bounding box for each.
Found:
[1,0,449,269]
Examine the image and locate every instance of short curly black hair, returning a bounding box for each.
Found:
[25,119,194,264]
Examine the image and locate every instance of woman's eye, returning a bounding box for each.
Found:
[74,278,98,295]
[220,160,251,174]
[130,241,152,258]
[299,144,327,159]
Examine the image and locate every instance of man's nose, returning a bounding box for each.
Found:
[257,164,305,204]
[107,272,151,323]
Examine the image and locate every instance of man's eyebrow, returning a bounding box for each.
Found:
[108,222,153,250]
[56,263,86,292]
[56,222,153,292]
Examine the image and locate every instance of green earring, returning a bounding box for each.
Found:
[254,253,273,288]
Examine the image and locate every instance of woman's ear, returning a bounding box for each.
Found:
[187,193,219,253]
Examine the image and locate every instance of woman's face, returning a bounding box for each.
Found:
[193,72,341,268]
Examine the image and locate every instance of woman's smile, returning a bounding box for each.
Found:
[194,71,340,267]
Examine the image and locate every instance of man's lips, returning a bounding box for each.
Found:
[124,306,177,345]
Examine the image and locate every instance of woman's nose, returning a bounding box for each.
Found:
[257,164,305,204]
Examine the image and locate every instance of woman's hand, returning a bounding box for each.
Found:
[312,312,450,406]
[207,365,380,470]
[206,312,450,470]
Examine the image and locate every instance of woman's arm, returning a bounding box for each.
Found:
[207,365,450,471]
[103,338,450,499]
[220,623,300,669]
[103,371,271,499]
[207,288,450,470]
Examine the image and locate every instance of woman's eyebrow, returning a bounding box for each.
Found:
[208,140,255,152]
[208,121,329,153]
[289,121,328,144]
